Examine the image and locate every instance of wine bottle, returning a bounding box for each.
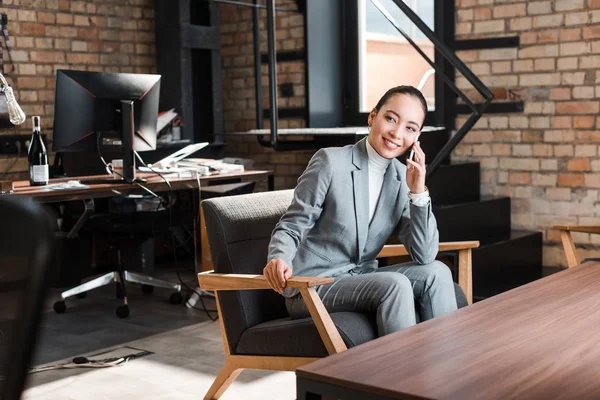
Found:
[28,115,49,186]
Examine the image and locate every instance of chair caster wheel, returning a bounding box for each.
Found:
[116,305,130,318]
[53,301,66,314]
[141,284,154,294]
[169,292,183,305]
[76,292,87,299]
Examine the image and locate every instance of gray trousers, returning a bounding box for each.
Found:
[285,260,458,337]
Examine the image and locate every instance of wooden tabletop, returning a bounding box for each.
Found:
[297,262,600,400]
[6,170,272,203]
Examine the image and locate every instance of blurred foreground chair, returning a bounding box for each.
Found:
[198,190,478,400]
[0,196,56,400]
[553,225,600,268]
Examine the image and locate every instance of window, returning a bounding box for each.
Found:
[358,0,435,113]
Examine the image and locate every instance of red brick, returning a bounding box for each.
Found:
[30,51,65,63]
[556,101,600,114]
[574,116,596,128]
[78,28,99,39]
[568,159,591,171]
[494,4,526,18]
[577,131,600,142]
[550,88,571,100]
[38,90,54,102]
[56,13,73,25]
[474,7,491,20]
[21,23,45,36]
[509,172,532,185]
[66,53,99,64]
[559,173,584,187]
[18,77,46,89]
[59,26,78,37]
[538,30,559,43]
[551,116,572,128]
[560,28,581,41]
[583,26,600,39]
[38,12,56,24]
[88,42,103,52]
[103,42,120,53]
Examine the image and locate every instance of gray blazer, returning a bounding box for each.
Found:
[268,138,439,296]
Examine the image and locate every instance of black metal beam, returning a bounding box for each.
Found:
[260,50,305,63]
[456,101,524,115]
[252,0,263,130]
[182,25,220,49]
[452,36,520,51]
[294,0,306,14]
[263,107,305,119]
[200,0,297,12]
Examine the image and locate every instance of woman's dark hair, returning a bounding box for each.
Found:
[373,85,428,125]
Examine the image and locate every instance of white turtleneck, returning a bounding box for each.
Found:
[366,139,391,222]
[365,139,432,223]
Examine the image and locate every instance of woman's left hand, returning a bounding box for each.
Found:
[406,141,426,194]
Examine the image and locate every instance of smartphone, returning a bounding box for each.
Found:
[408,134,421,161]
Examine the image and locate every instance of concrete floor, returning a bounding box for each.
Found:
[23,276,297,400]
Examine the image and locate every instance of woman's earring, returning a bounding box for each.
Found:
[368,125,371,133]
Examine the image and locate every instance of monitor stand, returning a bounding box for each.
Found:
[79,101,147,186]
[121,99,137,182]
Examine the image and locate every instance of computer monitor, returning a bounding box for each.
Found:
[53,69,161,181]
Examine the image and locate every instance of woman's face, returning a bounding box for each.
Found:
[367,93,425,159]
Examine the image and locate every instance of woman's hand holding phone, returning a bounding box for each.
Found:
[406,140,426,194]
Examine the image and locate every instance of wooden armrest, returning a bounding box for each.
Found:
[377,241,480,258]
[554,225,600,234]
[198,273,334,291]
[199,273,347,355]
[376,241,477,305]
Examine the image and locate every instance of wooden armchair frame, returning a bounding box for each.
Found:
[197,241,479,400]
[554,225,600,268]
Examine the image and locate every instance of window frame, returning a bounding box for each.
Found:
[342,0,454,129]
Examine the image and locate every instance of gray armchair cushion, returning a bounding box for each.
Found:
[236,283,466,358]
[235,312,377,357]
[454,283,468,308]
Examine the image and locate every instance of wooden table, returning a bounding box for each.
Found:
[9,170,273,202]
[297,262,600,399]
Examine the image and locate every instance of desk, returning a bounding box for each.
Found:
[8,170,273,272]
[297,262,600,400]
[10,170,274,202]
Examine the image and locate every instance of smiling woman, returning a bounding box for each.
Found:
[264,85,458,338]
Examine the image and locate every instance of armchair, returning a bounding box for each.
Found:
[553,225,600,268]
[198,190,478,400]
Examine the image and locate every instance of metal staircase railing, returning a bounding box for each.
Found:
[369,0,493,178]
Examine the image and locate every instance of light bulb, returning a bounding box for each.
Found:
[3,86,26,125]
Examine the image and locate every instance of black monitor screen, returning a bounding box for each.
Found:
[53,69,161,153]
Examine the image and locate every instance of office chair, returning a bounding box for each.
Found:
[53,196,183,318]
[0,196,56,400]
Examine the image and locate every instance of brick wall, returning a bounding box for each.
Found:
[454,0,600,267]
[219,1,317,190]
[0,0,155,180]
